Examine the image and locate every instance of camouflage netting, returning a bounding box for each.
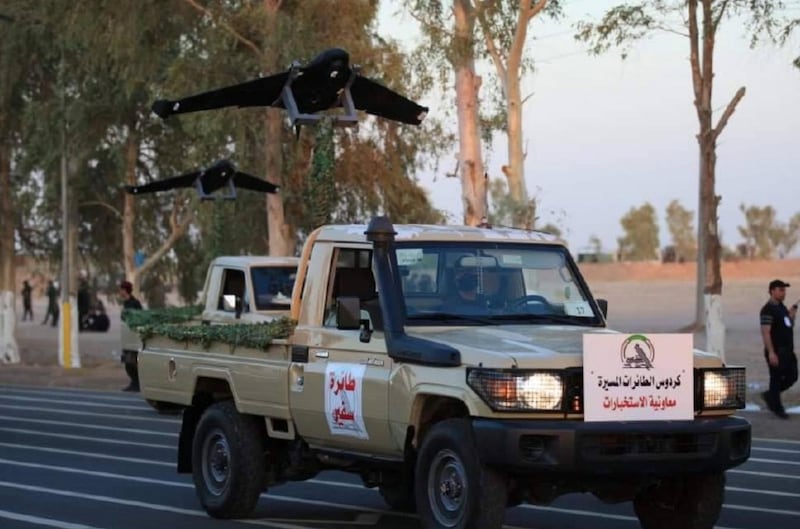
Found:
[122,305,204,328]
[137,317,296,351]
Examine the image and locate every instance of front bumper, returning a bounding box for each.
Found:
[472,416,751,475]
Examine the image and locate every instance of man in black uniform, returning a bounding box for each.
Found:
[119,280,143,392]
[760,279,798,419]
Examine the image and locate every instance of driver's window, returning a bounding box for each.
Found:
[218,269,247,313]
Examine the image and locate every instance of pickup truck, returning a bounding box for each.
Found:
[138,217,751,529]
[122,255,298,409]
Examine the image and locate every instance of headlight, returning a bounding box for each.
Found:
[700,368,746,410]
[467,369,564,411]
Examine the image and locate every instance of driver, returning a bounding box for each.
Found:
[455,269,480,303]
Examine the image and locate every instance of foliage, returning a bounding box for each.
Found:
[122,304,203,328]
[738,204,800,259]
[137,317,296,351]
[618,202,660,261]
[665,199,696,262]
[487,178,536,228]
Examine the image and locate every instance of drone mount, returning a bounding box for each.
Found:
[194,178,237,201]
[278,61,361,129]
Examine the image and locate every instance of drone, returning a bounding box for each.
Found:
[151,47,429,130]
[124,159,278,201]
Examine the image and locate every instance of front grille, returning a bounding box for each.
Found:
[580,432,718,459]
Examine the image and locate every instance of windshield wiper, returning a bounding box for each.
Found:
[406,312,495,325]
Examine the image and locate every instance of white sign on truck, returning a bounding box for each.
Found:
[583,333,694,422]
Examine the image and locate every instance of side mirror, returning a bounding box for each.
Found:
[336,297,361,330]
[596,298,608,319]
[222,294,243,319]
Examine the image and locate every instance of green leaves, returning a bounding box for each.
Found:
[122,304,204,328]
[138,317,296,351]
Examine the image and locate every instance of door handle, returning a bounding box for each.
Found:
[314,351,329,359]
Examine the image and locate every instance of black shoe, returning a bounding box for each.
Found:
[122,384,140,392]
[775,408,790,419]
[761,391,775,411]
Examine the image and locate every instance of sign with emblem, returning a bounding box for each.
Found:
[324,363,369,439]
[583,333,694,422]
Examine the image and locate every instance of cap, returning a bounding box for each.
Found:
[769,279,790,290]
[119,280,133,293]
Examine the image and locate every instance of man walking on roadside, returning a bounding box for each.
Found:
[119,280,143,392]
[760,279,799,419]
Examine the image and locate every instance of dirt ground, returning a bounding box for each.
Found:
[2,258,799,440]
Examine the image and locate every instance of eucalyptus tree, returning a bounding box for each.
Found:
[577,0,786,356]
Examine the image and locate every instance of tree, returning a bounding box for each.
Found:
[738,205,800,259]
[474,0,561,228]
[408,0,488,226]
[665,199,696,262]
[618,203,659,261]
[577,1,785,355]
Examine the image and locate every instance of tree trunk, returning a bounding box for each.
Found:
[505,70,528,227]
[0,138,19,363]
[59,152,81,368]
[265,109,294,255]
[122,129,138,294]
[453,0,487,226]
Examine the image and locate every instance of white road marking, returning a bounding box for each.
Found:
[730,469,800,480]
[726,486,800,498]
[0,481,307,529]
[0,414,177,437]
[753,437,800,446]
[0,394,149,411]
[747,457,800,466]
[0,509,107,529]
[0,386,143,404]
[751,446,800,455]
[0,404,178,424]
[0,427,174,449]
[0,442,173,467]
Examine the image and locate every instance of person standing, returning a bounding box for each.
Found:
[760,279,798,419]
[20,280,33,321]
[42,280,59,327]
[119,280,143,392]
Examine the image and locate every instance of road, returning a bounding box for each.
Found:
[0,385,798,529]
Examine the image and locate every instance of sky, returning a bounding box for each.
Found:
[377,1,800,255]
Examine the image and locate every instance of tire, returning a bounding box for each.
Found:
[192,400,266,518]
[379,475,416,512]
[633,472,725,529]
[145,399,184,415]
[414,418,507,529]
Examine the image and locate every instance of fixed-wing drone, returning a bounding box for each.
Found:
[124,159,278,200]
[151,48,428,129]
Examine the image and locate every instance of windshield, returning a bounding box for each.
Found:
[396,242,601,326]
[250,266,296,310]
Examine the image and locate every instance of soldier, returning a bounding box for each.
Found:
[760,279,798,419]
[20,280,33,321]
[119,280,143,392]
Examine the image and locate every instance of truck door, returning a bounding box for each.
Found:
[290,247,397,457]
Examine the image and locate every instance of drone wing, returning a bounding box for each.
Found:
[124,170,200,195]
[152,71,290,119]
[350,76,428,125]
[232,172,279,194]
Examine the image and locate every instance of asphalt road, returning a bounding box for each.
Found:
[0,385,798,529]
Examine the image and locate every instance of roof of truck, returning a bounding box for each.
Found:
[312,223,564,245]
[209,256,300,268]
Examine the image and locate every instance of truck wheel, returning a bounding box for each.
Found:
[414,418,507,529]
[633,472,724,529]
[192,401,266,518]
[379,477,416,512]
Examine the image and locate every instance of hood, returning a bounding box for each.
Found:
[405,325,724,369]
[406,325,616,369]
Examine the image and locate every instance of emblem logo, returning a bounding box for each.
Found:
[620,334,655,370]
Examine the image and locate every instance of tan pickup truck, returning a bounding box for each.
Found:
[138,217,751,529]
[122,255,298,409]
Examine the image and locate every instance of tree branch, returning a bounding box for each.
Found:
[712,0,731,32]
[712,86,745,140]
[180,0,261,57]
[136,197,194,279]
[78,201,121,218]
[688,0,703,117]
[526,0,548,23]
[474,0,508,93]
